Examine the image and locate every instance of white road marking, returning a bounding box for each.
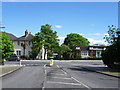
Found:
[42,87,45,90]
[61,69,67,75]
[44,64,46,68]
[57,65,60,68]
[71,77,91,89]
[45,69,47,75]
[47,81,81,86]
[51,77,72,80]
[50,73,66,76]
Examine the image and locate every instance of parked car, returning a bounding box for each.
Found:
[6,55,20,61]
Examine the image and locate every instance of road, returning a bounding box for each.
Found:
[2,60,120,90]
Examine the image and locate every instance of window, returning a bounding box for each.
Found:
[17,41,20,45]
[16,51,21,56]
[28,51,31,55]
[81,51,87,55]
[29,41,32,46]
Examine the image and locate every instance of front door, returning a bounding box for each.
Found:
[96,51,101,58]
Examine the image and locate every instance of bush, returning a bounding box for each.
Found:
[74,55,81,60]
[101,44,120,69]
[20,55,29,60]
[0,59,4,65]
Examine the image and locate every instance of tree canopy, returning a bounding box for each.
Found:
[0,32,14,59]
[104,25,119,45]
[64,33,89,48]
[102,25,120,68]
[63,33,89,59]
[32,24,59,59]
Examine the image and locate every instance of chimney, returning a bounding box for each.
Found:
[25,29,28,37]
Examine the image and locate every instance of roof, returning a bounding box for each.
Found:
[1,31,34,41]
[75,46,89,50]
[17,34,34,41]
[0,32,17,41]
[75,45,106,51]
[89,46,106,48]
[80,46,89,50]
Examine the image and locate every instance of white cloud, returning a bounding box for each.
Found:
[55,25,62,29]
[93,33,104,36]
[57,37,65,40]
[90,24,95,27]
[57,37,65,45]
[87,38,108,45]
[79,33,84,36]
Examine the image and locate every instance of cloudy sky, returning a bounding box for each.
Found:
[1,1,119,45]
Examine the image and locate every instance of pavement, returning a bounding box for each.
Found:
[0,61,23,77]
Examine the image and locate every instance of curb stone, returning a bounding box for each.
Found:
[82,67,120,78]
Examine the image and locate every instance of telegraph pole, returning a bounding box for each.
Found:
[0,23,5,31]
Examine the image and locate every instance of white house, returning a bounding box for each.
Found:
[6,30,47,59]
[75,46,106,58]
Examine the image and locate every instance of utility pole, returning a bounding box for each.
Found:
[0,23,5,31]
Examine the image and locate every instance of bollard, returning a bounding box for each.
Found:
[19,60,21,66]
[50,59,54,66]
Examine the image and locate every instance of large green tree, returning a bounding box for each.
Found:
[0,32,13,63]
[102,25,120,68]
[64,33,89,48]
[63,33,89,59]
[57,44,72,60]
[32,24,59,59]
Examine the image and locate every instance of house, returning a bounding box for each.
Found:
[5,30,46,59]
[75,46,106,58]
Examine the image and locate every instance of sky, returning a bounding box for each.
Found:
[1,1,119,45]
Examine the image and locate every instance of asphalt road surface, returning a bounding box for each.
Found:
[2,60,120,90]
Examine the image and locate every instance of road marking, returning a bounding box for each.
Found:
[57,65,60,68]
[51,77,72,80]
[45,69,47,75]
[44,64,46,68]
[71,77,91,89]
[42,86,45,90]
[50,73,66,76]
[61,69,67,75]
[47,81,81,86]
[57,65,67,75]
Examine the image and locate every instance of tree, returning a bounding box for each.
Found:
[64,33,89,48]
[104,25,118,45]
[57,44,72,60]
[63,33,89,59]
[102,25,120,69]
[0,32,13,64]
[32,24,59,59]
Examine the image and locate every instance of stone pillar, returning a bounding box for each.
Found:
[42,46,45,59]
[45,49,47,60]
